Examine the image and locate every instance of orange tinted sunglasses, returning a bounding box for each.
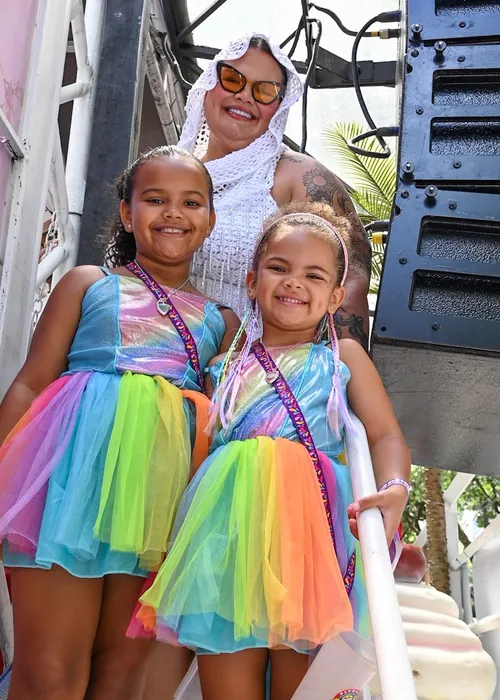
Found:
[216,62,285,105]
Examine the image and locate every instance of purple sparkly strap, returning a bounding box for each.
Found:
[126,261,204,388]
[252,343,336,546]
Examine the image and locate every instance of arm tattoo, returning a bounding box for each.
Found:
[302,165,371,278]
[334,309,369,350]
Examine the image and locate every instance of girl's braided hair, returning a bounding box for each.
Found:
[104,145,214,267]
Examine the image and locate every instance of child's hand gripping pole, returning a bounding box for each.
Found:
[345,413,417,700]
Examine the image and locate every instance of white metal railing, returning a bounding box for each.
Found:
[0,107,27,161]
[0,0,106,670]
[346,415,417,700]
[39,0,106,291]
[0,564,12,670]
[414,467,500,653]
[0,0,188,677]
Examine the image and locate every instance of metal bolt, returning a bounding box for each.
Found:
[453,160,462,169]
[459,20,466,28]
[411,23,423,36]
[425,185,438,199]
[416,107,424,115]
[458,55,465,63]
[399,257,407,265]
[401,190,410,199]
[434,40,447,55]
[402,162,415,177]
[432,322,440,331]
[449,201,457,210]
[411,49,419,57]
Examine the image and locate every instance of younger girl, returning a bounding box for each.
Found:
[0,145,239,699]
[135,202,411,700]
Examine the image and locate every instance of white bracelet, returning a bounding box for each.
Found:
[378,478,411,495]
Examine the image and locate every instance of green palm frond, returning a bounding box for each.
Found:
[370,244,384,294]
[350,188,393,224]
[324,122,397,205]
[323,121,398,294]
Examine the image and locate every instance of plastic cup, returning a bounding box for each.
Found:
[291,632,376,700]
[175,632,376,700]
[174,659,202,700]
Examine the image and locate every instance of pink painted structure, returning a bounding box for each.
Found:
[0,0,38,242]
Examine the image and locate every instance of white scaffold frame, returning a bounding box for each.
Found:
[0,0,107,399]
[0,0,107,669]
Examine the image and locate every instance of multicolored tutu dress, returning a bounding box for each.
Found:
[0,268,226,577]
[135,342,369,653]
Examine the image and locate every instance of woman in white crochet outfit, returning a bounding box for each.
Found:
[181,32,371,349]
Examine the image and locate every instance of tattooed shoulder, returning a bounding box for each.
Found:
[301,164,355,214]
[280,153,306,164]
[301,162,371,278]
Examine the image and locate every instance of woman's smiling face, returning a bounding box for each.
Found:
[204,48,285,153]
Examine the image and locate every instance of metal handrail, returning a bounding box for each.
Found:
[346,414,417,700]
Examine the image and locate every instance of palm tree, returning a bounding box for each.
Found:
[323,121,396,294]
[325,122,450,594]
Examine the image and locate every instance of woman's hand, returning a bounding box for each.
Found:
[347,484,408,546]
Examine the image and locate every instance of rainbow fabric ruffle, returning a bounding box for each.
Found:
[0,371,209,576]
[134,436,361,653]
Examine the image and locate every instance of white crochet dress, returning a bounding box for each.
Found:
[179,34,303,318]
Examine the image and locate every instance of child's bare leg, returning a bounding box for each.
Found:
[135,642,194,700]
[9,565,103,700]
[269,648,310,700]
[85,574,151,700]
[198,648,269,700]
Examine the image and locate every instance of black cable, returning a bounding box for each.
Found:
[163,36,192,91]
[308,3,371,38]
[300,18,322,153]
[301,0,312,64]
[280,18,302,50]
[350,11,401,158]
[285,16,306,59]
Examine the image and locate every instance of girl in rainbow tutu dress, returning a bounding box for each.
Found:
[135,202,411,700]
[0,145,239,699]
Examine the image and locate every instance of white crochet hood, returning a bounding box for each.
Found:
[178,33,303,199]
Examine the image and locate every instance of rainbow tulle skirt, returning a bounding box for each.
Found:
[133,436,368,653]
[0,370,209,577]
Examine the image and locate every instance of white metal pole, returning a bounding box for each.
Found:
[444,473,475,612]
[460,564,474,625]
[451,513,500,570]
[0,563,13,669]
[0,0,75,399]
[345,414,417,700]
[52,0,107,280]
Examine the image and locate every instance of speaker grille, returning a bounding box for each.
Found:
[433,70,500,106]
[436,0,500,15]
[430,119,500,155]
[418,217,500,263]
[411,271,500,321]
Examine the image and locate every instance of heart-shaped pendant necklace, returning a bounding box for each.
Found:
[265,369,279,385]
[156,276,191,316]
[261,338,314,385]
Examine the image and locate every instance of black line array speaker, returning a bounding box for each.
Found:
[371,0,500,476]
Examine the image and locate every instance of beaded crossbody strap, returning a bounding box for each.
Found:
[126,261,204,389]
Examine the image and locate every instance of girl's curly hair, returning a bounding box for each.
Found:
[104,145,214,267]
[253,201,352,285]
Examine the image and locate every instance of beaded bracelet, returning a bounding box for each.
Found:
[378,478,412,495]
